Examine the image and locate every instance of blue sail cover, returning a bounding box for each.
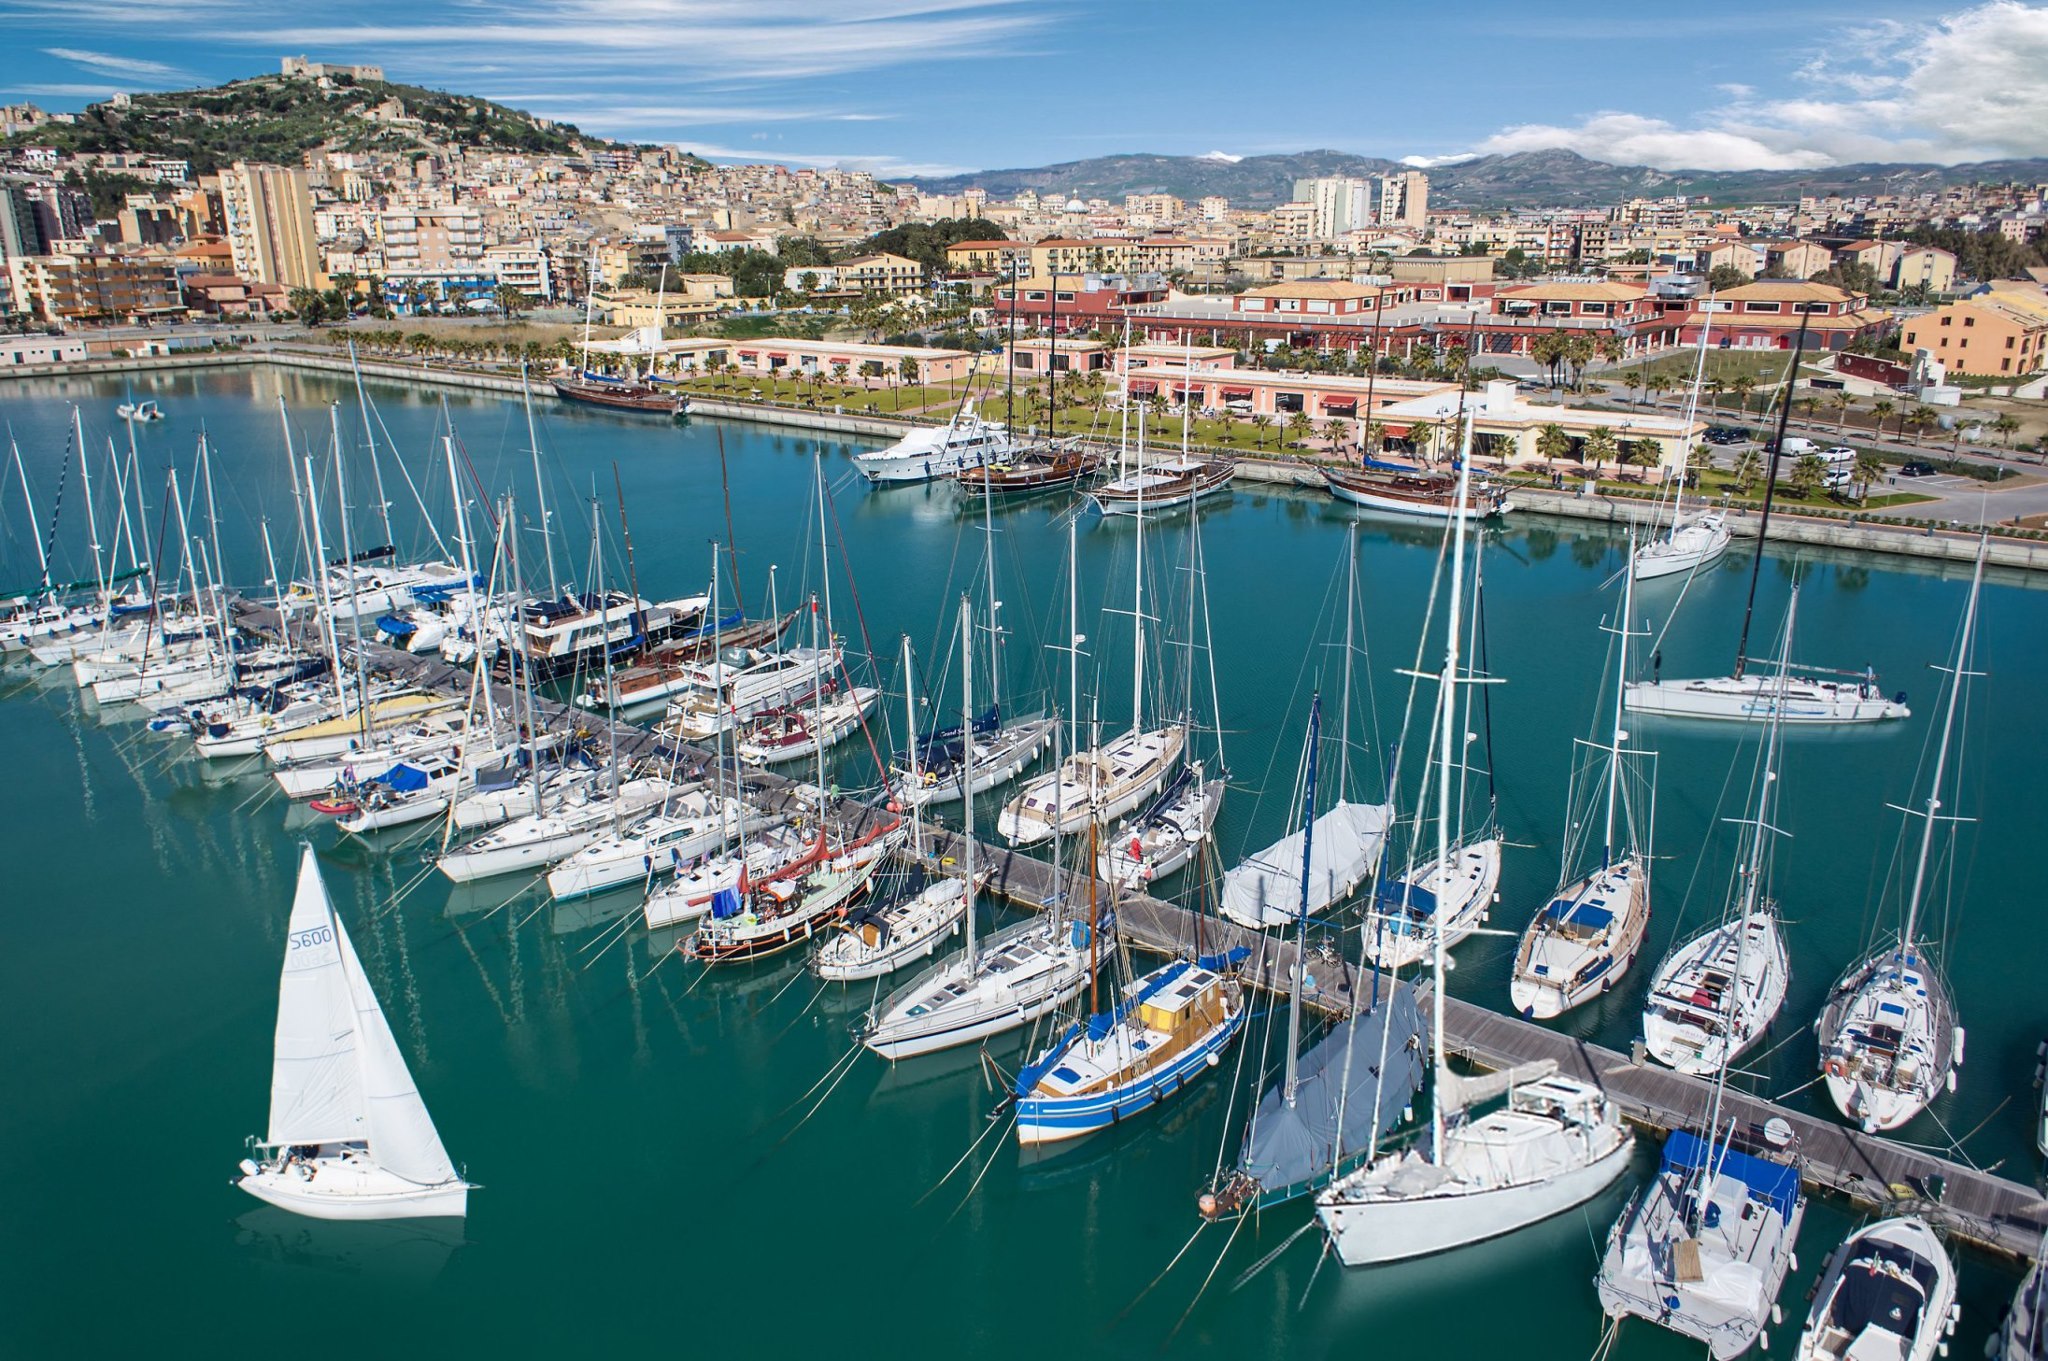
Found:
[1661,1129,1801,1217]
[1237,982,1427,1204]
[709,886,744,920]
[375,762,431,793]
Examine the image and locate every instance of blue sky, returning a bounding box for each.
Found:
[4,0,2047,177]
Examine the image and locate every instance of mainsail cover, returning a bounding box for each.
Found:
[336,892,460,1187]
[267,848,368,1148]
[1238,982,1426,1201]
[1222,800,1393,928]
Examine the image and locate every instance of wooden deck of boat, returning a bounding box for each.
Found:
[230,596,2048,1260]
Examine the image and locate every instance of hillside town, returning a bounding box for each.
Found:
[3,60,2047,414]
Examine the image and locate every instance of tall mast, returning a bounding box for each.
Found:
[1899,542,1986,958]
[593,498,620,808]
[579,242,598,376]
[443,436,478,632]
[259,517,284,616]
[900,633,923,859]
[1066,514,1080,754]
[347,340,397,549]
[960,594,978,971]
[981,445,1002,719]
[198,433,226,624]
[301,452,344,708]
[520,359,561,600]
[1431,401,1479,1163]
[73,407,107,607]
[1734,307,1812,679]
[505,492,544,818]
[1667,294,1715,537]
[1602,534,1636,868]
[328,404,372,742]
[1283,694,1322,1107]
[1340,523,1356,797]
[1132,404,1146,731]
[108,436,141,582]
[11,436,50,591]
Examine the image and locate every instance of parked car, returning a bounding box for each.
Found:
[1704,425,1750,444]
[1900,460,1937,477]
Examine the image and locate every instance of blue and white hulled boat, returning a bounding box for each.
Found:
[1013,953,1245,1147]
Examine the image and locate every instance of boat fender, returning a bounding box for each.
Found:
[239,1158,260,1178]
[1952,1026,1965,1066]
[1772,1305,1782,1326]
[1824,1056,1849,1080]
[1206,1052,1220,1068]
[1945,1069,1956,1094]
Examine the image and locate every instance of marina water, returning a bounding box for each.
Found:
[2,366,2040,1358]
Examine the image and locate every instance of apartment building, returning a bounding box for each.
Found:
[8,253,183,324]
[378,206,486,281]
[220,162,323,289]
[835,252,925,296]
[1898,281,2048,376]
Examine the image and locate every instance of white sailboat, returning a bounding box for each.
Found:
[1509,537,1653,1020]
[1633,300,1731,583]
[998,458,1183,847]
[1624,310,1907,727]
[1816,542,1985,1133]
[1600,620,1807,1357]
[1793,1217,1959,1361]
[1366,519,1504,971]
[1221,528,1394,930]
[1641,591,1801,1077]
[234,847,470,1220]
[1316,438,1634,1265]
[863,618,1090,1058]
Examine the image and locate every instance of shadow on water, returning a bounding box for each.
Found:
[229,1206,467,1289]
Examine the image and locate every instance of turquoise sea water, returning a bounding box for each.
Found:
[2,367,2040,1359]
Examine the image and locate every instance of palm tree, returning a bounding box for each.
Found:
[1704,376,1726,412]
[1992,413,2022,447]
[1852,449,1886,501]
[1285,409,1314,447]
[1728,373,1756,416]
[1907,405,1938,444]
[1320,418,1348,450]
[1564,334,1595,391]
[1871,398,1896,438]
[1362,419,1387,457]
[1582,426,1619,476]
[1536,422,1572,475]
[1250,413,1274,449]
[1597,335,1626,370]
[1644,372,1676,407]
[1829,389,1853,432]
[1788,452,1827,499]
[1731,448,1763,494]
[1685,440,1714,487]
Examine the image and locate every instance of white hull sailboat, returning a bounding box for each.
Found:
[812,875,978,982]
[853,403,1015,484]
[1625,672,1907,724]
[234,847,470,1220]
[1794,1217,1958,1361]
[544,789,758,902]
[890,715,1055,808]
[436,776,677,882]
[1510,536,1653,1021]
[1366,838,1503,972]
[1633,512,1732,581]
[1816,542,1985,1133]
[1318,405,1636,1268]
[1097,765,1224,891]
[997,724,1183,845]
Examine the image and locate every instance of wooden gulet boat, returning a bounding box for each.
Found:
[1323,462,1511,520]
[951,443,1103,498]
[550,376,688,416]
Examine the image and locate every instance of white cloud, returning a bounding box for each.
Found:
[1400,151,1478,169]
[1468,1,2048,170]
[42,47,192,81]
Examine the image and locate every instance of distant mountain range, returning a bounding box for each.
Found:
[1,73,639,175]
[910,148,2048,209]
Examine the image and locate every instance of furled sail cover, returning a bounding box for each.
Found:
[1237,982,1426,1201]
[1437,1059,1558,1116]
[1222,800,1394,929]
[267,848,368,1148]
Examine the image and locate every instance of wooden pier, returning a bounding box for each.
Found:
[234,597,2048,1261]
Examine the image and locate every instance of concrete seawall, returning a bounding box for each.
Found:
[10,347,2044,571]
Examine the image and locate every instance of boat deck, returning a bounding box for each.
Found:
[229,595,2048,1261]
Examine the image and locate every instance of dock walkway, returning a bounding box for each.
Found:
[233,597,2048,1260]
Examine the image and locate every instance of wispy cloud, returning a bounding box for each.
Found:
[42,46,193,81]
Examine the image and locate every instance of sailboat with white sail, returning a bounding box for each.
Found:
[1633,300,1731,582]
[1509,539,1654,1020]
[1641,589,1801,1077]
[1816,540,1985,1133]
[234,847,471,1220]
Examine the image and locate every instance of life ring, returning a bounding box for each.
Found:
[1824,1056,1849,1079]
